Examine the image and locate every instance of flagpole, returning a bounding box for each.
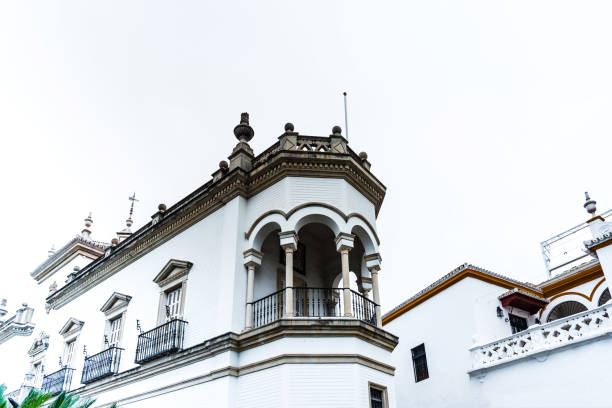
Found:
[343,92,349,141]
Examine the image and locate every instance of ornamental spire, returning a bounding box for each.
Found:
[117,193,138,242]
[81,212,93,239]
[584,192,597,217]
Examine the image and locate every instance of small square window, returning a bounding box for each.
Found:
[411,344,429,382]
[509,314,528,334]
[369,384,387,408]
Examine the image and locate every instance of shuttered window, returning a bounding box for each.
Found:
[411,344,429,382]
[109,315,123,346]
[166,286,182,320]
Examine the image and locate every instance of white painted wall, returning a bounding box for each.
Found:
[384,278,528,408]
[3,175,386,406]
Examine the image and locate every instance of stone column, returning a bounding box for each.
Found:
[365,253,383,328]
[279,231,298,317]
[335,233,355,317]
[243,249,263,330]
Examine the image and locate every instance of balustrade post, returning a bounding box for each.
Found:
[365,253,383,327]
[243,249,263,330]
[335,233,355,317]
[279,231,298,317]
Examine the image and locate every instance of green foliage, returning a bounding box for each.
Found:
[0,385,117,408]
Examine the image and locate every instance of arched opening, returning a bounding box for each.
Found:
[598,288,611,307]
[249,220,376,328]
[546,301,588,322]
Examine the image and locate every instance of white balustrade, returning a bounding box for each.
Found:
[469,304,611,371]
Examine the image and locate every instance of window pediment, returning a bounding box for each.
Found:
[153,259,193,287]
[59,318,84,337]
[100,292,132,316]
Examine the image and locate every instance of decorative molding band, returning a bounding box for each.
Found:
[538,278,607,317]
[89,354,394,407]
[0,322,35,345]
[244,202,380,245]
[540,264,604,298]
[68,320,397,406]
[47,153,385,310]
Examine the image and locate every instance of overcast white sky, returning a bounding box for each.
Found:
[1,1,611,315]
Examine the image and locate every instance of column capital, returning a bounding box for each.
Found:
[279,231,298,251]
[335,232,355,252]
[243,248,263,268]
[364,253,382,271]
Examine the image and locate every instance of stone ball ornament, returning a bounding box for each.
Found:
[332,125,342,135]
[359,151,368,160]
[284,122,294,132]
[158,203,167,212]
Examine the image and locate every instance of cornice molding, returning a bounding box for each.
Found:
[540,264,604,298]
[47,152,385,310]
[67,319,397,406]
[382,264,542,325]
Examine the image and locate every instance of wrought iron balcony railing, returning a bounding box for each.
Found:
[135,319,187,364]
[252,287,377,329]
[81,346,123,384]
[41,367,74,395]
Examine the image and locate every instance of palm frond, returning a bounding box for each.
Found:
[19,388,52,408]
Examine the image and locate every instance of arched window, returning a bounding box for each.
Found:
[598,288,611,307]
[546,301,588,322]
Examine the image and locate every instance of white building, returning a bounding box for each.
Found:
[384,194,612,408]
[1,115,396,408]
[2,114,611,408]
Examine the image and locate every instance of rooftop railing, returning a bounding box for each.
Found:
[41,367,74,395]
[252,287,377,329]
[135,319,187,364]
[469,303,612,373]
[81,346,123,384]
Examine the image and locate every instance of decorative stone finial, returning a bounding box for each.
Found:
[82,213,93,238]
[111,237,119,246]
[158,203,167,212]
[84,213,93,228]
[284,123,294,132]
[233,112,254,143]
[584,192,597,216]
[219,160,229,170]
[359,151,368,160]
[332,125,342,135]
[73,266,80,273]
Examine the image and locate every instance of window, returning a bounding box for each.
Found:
[63,339,76,367]
[509,314,528,334]
[100,292,131,348]
[411,344,429,382]
[153,259,192,324]
[369,384,387,408]
[165,286,183,321]
[108,315,123,347]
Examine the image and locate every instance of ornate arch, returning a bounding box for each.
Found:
[244,202,380,245]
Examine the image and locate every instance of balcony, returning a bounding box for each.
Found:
[252,287,377,329]
[469,303,612,374]
[41,367,74,395]
[81,346,123,384]
[135,319,187,364]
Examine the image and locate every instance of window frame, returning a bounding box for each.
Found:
[368,382,388,408]
[100,292,131,349]
[411,343,429,383]
[153,260,192,325]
